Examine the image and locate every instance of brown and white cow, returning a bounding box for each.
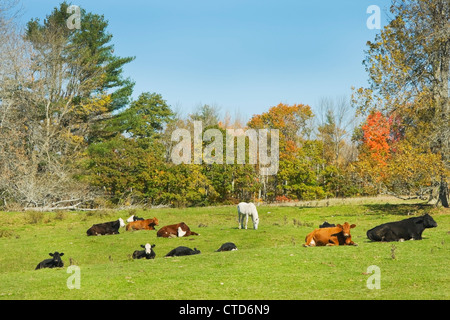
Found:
[156,222,199,238]
[304,222,357,247]
[126,217,159,231]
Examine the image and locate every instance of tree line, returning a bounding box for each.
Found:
[0,1,448,210]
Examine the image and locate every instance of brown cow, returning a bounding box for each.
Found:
[126,217,159,231]
[156,222,199,238]
[304,222,357,247]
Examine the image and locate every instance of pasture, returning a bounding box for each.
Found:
[0,198,449,300]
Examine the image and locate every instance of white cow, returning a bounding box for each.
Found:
[237,202,259,230]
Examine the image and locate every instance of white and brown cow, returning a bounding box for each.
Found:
[156,222,199,238]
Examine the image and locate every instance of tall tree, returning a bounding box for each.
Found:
[316,97,356,167]
[107,92,174,141]
[247,103,322,201]
[87,92,176,205]
[354,110,442,197]
[189,104,221,128]
[0,2,135,209]
[353,0,449,206]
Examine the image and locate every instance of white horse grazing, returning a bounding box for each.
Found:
[237,202,259,230]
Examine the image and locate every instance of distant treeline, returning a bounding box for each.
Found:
[0,1,448,210]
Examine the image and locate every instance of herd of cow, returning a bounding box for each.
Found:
[34,202,438,270]
[35,213,237,270]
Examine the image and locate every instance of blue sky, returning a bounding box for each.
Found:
[19,0,391,122]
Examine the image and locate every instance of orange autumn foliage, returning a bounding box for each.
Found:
[361,111,391,167]
[247,102,313,159]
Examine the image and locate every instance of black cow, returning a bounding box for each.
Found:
[86,218,125,236]
[165,246,201,257]
[367,214,438,242]
[35,252,64,270]
[216,242,238,252]
[319,221,336,228]
[132,244,156,260]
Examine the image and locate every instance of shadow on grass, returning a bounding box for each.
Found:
[363,203,433,216]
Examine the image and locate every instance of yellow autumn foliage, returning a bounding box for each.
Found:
[72,94,111,117]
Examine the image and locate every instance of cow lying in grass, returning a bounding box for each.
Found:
[126,215,144,222]
[126,217,159,231]
[366,214,437,242]
[319,221,336,228]
[35,252,64,270]
[86,218,125,236]
[157,222,199,238]
[216,242,238,252]
[304,222,357,247]
[165,246,201,257]
[132,244,156,260]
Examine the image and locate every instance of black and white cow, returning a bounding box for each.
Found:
[86,218,125,236]
[132,244,156,260]
[35,252,64,270]
[216,242,238,252]
[366,214,438,242]
[126,215,145,223]
[165,246,201,257]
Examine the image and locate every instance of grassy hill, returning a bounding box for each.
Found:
[0,198,449,300]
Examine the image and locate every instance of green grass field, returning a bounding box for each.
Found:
[0,198,449,300]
